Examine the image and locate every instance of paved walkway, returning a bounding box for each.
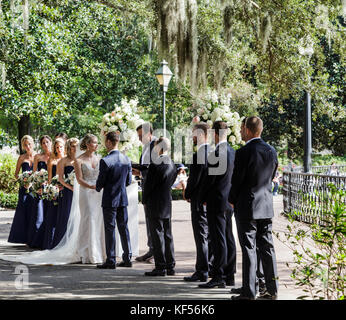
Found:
[0,196,305,300]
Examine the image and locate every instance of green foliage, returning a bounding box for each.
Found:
[0,153,18,193]
[0,191,18,209]
[274,184,345,300]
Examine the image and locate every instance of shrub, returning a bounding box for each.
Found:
[274,184,345,300]
[0,191,18,209]
[0,153,18,194]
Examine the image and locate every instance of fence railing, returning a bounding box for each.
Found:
[283,170,346,224]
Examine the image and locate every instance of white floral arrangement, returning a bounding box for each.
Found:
[191,89,243,146]
[28,169,48,198]
[42,184,60,204]
[17,170,33,191]
[100,98,144,152]
[65,171,75,187]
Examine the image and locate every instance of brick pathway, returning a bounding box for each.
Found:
[0,196,306,300]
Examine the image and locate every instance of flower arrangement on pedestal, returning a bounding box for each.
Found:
[100,98,144,152]
[191,90,243,146]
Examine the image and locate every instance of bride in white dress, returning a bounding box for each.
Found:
[0,135,107,265]
[74,134,106,264]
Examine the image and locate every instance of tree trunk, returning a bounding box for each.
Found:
[18,115,31,154]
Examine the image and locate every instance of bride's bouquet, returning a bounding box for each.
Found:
[100,97,144,152]
[29,169,49,198]
[17,170,33,192]
[192,89,243,146]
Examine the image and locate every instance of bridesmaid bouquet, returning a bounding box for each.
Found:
[17,170,33,191]
[65,171,75,186]
[42,184,60,205]
[29,169,49,198]
[41,175,62,204]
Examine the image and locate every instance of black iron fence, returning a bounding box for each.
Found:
[283,169,346,224]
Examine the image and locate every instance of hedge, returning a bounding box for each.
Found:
[0,191,18,209]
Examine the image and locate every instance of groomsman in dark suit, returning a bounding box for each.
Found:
[229,116,279,300]
[230,117,266,295]
[183,123,210,282]
[142,137,178,276]
[95,131,132,269]
[133,123,157,262]
[199,121,236,288]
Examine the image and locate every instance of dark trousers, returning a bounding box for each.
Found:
[102,206,132,265]
[149,217,175,270]
[223,211,237,278]
[143,204,153,252]
[191,202,209,276]
[206,210,227,279]
[236,218,278,298]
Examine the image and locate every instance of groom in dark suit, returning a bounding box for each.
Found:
[229,116,279,300]
[94,131,132,269]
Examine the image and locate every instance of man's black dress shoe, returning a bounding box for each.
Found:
[166,269,175,276]
[257,291,278,300]
[97,263,116,269]
[230,287,243,294]
[116,261,132,267]
[144,269,166,276]
[231,294,255,300]
[136,251,153,262]
[184,272,208,282]
[198,278,226,288]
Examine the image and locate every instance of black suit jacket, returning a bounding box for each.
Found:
[200,141,235,213]
[184,144,210,210]
[142,155,178,219]
[96,150,132,208]
[229,138,278,221]
[136,138,157,182]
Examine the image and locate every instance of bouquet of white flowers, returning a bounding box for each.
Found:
[42,184,60,204]
[17,170,33,191]
[192,89,243,146]
[65,171,75,187]
[100,98,144,152]
[29,169,48,198]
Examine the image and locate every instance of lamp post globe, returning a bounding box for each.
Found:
[156,60,173,137]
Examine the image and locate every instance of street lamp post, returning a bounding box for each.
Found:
[299,42,314,173]
[156,60,173,137]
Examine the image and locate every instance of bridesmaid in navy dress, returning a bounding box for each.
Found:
[8,135,36,244]
[27,135,52,249]
[52,138,79,248]
[42,138,65,250]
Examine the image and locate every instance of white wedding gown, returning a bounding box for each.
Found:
[0,161,141,265]
[77,162,107,264]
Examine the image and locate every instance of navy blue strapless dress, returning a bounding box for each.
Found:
[27,161,47,249]
[8,162,34,244]
[52,165,74,248]
[42,164,58,250]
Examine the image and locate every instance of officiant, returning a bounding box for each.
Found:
[132,123,157,262]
